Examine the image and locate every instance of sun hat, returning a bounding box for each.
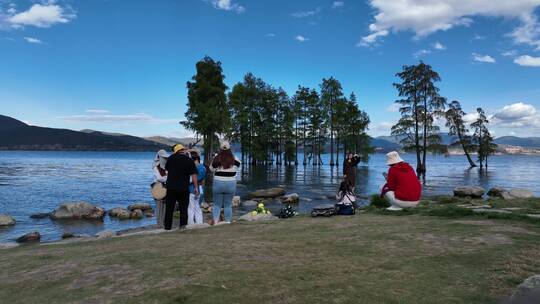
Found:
[157,149,169,159]
[220,141,231,150]
[173,144,185,153]
[386,151,404,166]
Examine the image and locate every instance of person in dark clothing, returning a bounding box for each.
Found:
[343,152,361,188]
[163,144,198,230]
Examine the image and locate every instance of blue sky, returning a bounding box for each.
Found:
[1,0,540,138]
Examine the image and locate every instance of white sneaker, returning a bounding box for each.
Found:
[386,206,403,211]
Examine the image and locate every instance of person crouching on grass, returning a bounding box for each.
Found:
[187,149,206,225]
[335,180,356,215]
[380,151,421,211]
[164,144,198,230]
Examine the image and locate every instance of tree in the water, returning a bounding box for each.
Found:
[182,56,230,163]
[293,86,311,165]
[320,77,344,167]
[391,62,447,181]
[471,107,497,170]
[445,100,476,168]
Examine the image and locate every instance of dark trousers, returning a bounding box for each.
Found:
[164,189,189,230]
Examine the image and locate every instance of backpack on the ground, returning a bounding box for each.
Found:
[279,205,297,219]
[311,204,337,217]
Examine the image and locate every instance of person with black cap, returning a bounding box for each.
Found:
[163,144,198,230]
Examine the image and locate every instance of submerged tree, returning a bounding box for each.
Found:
[182,56,230,163]
[320,77,345,167]
[471,107,497,170]
[445,100,476,168]
[391,62,447,181]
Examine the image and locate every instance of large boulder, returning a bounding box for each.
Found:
[453,186,485,198]
[0,215,15,226]
[50,202,105,220]
[487,187,506,198]
[280,193,300,204]
[127,203,152,211]
[232,196,241,208]
[16,231,40,243]
[239,212,278,222]
[30,212,50,219]
[248,188,286,199]
[511,275,540,300]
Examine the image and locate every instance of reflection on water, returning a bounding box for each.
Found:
[0,151,539,243]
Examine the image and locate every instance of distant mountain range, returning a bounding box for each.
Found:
[1,114,539,152]
[0,115,165,151]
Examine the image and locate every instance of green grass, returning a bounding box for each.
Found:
[1,214,540,303]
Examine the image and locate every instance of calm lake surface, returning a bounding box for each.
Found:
[1,151,539,243]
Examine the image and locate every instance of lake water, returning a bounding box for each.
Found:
[1,151,539,243]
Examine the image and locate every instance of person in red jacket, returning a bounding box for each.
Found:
[381,151,422,211]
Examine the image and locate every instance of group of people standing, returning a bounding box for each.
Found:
[151,141,240,230]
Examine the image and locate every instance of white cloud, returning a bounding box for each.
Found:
[433,42,446,50]
[6,2,76,29]
[473,34,486,40]
[472,53,496,63]
[385,103,401,112]
[23,37,42,44]
[291,7,321,18]
[61,112,177,124]
[360,0,540,46]
[501,50,518,57]
[514,55,540,67]
[295,35,309,42]
[462,112,479,124]
[211,0,245,13]
[491,102,540,130]
[332,1,345,9]
[413,49,431,58]
[265,33,276,37]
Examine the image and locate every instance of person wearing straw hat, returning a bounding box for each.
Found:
[381,151,421,211]
[152,149,169,228]
[163,144,199,230]
[210,141,240,224]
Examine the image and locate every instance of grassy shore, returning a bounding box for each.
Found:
[1,207,540,304]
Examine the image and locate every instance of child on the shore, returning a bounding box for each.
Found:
[188,150,206,225]
[335,180,356,215]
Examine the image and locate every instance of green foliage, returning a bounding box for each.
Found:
[420,205,475,218]
[471,107,497,169]
[370,194,391,208]
[391,62,447,179]
[445,100,477,167]
[182,56,230,162]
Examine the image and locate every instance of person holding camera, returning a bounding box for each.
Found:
[343,152,361,189]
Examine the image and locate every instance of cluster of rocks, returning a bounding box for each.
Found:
[453,186,534,200]
[50,201,106,220]
[109,203,154,220]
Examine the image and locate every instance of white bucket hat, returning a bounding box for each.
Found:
[156,149,169,168]
[386,151,404,166]
[220,141,231,150]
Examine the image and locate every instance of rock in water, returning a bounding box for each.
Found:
[50,202,105,220]
[144,211,154,217]
[487,187,506,198]
[30,212,50,219]
[232,196,241,208]
[96,230,115,239]
[0,215,16,226]
[511,275,540,300]
[16,231,40,243]
[280,193,300,204]
[248,188,286,199]
[62,232,75,239]
[109,207,131,219]
[453,186,485,198]
[239,212,278,222]
[130,209,144,219]
[127,203,152,211]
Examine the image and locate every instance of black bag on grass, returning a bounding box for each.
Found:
[311,204,337,217]
[279,205,297,219]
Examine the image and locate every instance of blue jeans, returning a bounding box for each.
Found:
[212,179,236,222]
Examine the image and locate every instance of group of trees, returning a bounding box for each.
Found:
[183,56,372,166]
[391,62,497,180]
